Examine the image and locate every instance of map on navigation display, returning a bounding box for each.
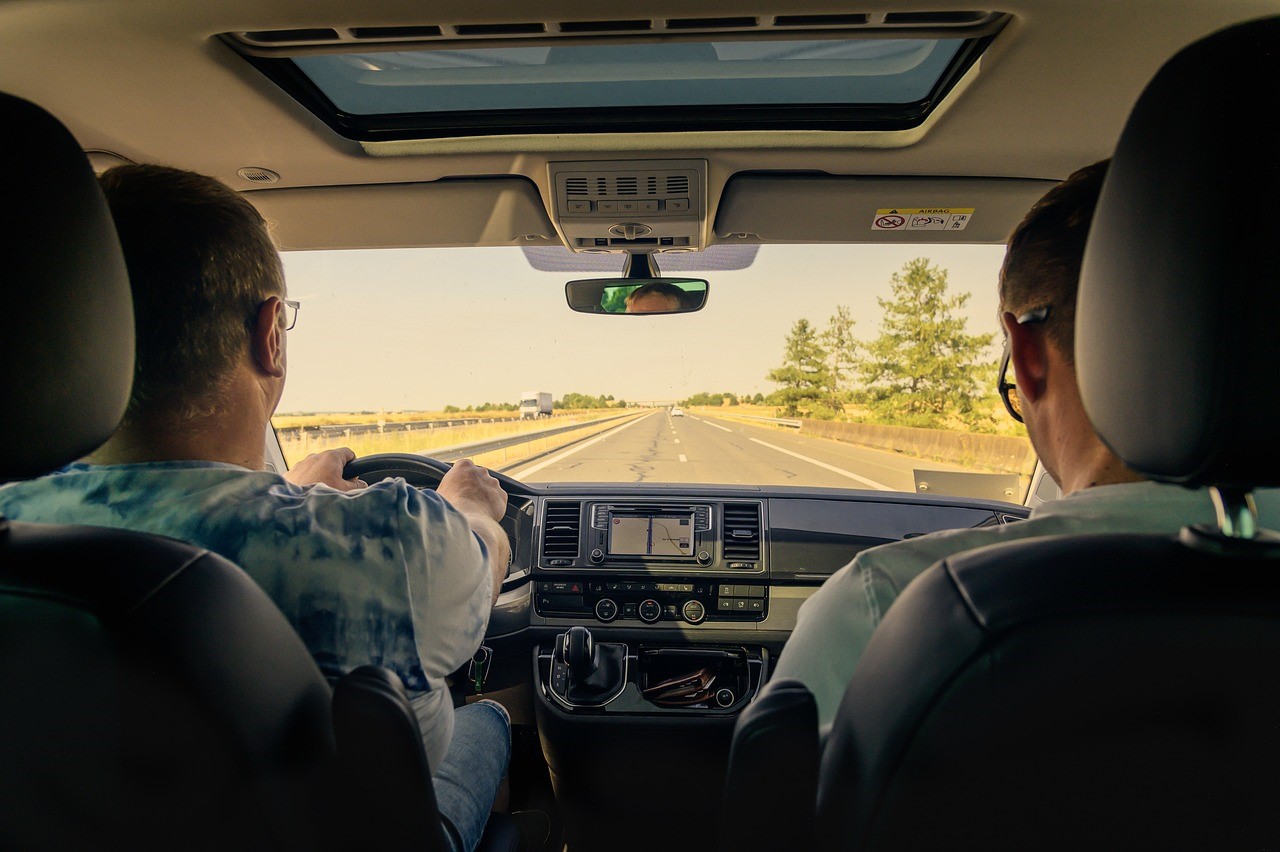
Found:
[610,515,693,556]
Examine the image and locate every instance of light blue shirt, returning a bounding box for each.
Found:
[772,481,1280,736]
[0,461,494,769]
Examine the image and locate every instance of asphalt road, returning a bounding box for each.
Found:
[506,409,969,491]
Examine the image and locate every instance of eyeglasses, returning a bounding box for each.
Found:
[281,298,300,331]
[997,306,1050,423]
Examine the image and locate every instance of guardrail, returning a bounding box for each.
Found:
[426,410,639,462]
[276,411,580,441]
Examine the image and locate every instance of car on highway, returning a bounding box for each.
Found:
[1,2,1275,850]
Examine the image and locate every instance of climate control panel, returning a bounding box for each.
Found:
[534,578,768,625]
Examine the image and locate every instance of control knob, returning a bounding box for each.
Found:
[594,598,619,622]
[638,598,662,623]
[697,550,712,565]
[681,599,706,625]
[590,548,605,564]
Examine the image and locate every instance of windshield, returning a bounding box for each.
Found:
[273,244,1033,503]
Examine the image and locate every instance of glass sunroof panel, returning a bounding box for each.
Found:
[293,38,966,115]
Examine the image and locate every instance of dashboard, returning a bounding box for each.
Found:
[336,455,1028,641]
[492,481,1027,639]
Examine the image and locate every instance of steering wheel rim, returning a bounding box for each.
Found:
[342,452,524,495]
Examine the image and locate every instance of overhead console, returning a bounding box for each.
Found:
[548,159,707,253]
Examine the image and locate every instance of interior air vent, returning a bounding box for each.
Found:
[542,502,582,561]
[226,13,1004,51]
[237,166,281,183]
[351,25,443,39]
[666,16,759,30]
[565,178,589,196]
[774,13,870,26]
[722,504,762,562]
[615,177,638,196]
[665,176,690,195]
[560,19,652,33]
[454,22,545,36]
[242,28,341,43]
[882,11,993,24]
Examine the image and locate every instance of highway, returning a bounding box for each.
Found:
[506,409,970,491]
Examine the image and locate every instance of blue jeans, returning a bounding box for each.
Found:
[433,699,512,852]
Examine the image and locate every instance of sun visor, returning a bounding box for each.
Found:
[246,178,557,250]
[714,175,1057,243]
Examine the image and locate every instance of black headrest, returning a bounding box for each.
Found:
[0,93,134,482]
[1077,17,1280,489]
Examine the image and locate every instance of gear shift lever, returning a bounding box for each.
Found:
[565,625,596,680]
[552,626,627,707]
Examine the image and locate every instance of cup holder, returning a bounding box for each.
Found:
[639,647,751,710]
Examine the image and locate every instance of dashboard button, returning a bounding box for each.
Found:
[747,599,764,612]
[746,586,765,599]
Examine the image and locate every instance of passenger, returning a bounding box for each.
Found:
[0,164,510,852]
[623,281,685,313]
[771,158,1278,735]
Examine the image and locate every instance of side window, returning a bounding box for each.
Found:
[1026,463,1062,508]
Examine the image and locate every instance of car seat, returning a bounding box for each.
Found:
[0,91,520,852]
[813,16,1280,850]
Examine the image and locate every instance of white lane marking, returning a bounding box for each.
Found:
[679,454,688,463]
[511,412,655,479]
[699,418,733,433]
[748,438,892,490]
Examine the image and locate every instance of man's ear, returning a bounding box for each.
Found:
[1003,311,1049,407]
[250,297,285,379]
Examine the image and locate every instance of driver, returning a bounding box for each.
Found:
[624,281,685,313]
[0,164,510,852]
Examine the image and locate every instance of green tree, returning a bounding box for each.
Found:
[857,258,994,428]
[766,319,836,418]
[821,304,858,403]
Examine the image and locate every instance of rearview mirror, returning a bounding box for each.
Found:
[565,277,709,315]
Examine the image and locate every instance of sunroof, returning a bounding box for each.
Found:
[236,32,994,141]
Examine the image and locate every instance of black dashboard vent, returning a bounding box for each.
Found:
[542,502,582,560]
[722,503,762,562]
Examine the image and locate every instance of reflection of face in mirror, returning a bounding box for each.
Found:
[623,282,686,314]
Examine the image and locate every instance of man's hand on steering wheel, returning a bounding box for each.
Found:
[437,459,506,523]
[283,447,368,491]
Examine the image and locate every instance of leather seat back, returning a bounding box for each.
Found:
[816,533,1280,850]
[0,521,340,850]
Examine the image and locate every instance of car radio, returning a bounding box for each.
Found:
[586,502,714,566]
[534,578,767,625]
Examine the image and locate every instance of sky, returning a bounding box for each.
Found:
[277,243,1008,414]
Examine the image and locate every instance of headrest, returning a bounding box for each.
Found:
[1077,17,1280,489]
[0,93,134,482]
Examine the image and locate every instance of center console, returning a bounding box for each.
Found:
[534,498,769,626]
[531,497,773,850]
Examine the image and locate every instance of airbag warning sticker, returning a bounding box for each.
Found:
[872,208,973,231]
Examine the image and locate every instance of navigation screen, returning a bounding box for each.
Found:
[609,515,693,557]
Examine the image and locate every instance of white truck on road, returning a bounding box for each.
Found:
[519,391,553,419]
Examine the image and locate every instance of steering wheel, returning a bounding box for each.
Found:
[342,452,524,497]
[344,453,528,580]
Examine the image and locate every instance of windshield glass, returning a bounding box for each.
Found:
[273,244,1033,503]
